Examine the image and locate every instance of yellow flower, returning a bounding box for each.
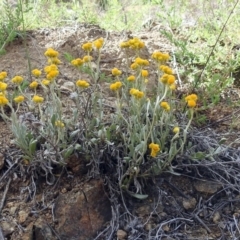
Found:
[76,80,90,88]
[159,65,173,74]
[0,71,7,81]
[167,75,175,85]
[169,83,176,90]
[160,101,170,111]
[141,70,149,78]
[32,95,44,104]
[127,75,136,82]
[44,48,59,58]
[135,57,149,66]
[120,41,130,48]
[185,94,198,102]
[29,81,39,89]
[128,37,145,49]
[55,120,65,128]
[83,55,92,63]
[0,96,8,106]
[160,74,175,85]
[187,100,197,108]
[32,69,42,78]
[48,57,61,65]
[110,81,122,91]
[46,70,59,80]
[152,51,170,62]
[112,68,122,76]
[185,94,198,108]
[93,38,104,50]
[173,127,180,134]
[0,82,7,91]
[42,79,50,86]
[71,58,83,67]
[82,42,92,52]
[149,143,160,158]
[14,95,25,104]
[44,64,58,74]
[129,88,144,99]
[130,63,139,70]
[12,76,23,85]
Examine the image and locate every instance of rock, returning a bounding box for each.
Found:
[194,181,222,194]
[0,221,15,237]
[0,153,4,170]
[55,179,111,240]
[117,229,127,239]
[59,81,75,92]
[182,197,197,210]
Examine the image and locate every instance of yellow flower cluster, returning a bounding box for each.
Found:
[130,57,149,70]
[120,37,145,50]
[152,51,170,62]
[0,82,7,91]
[185,94,198,108]
[110,81,122,91]
[32,95,44,104]
[0,71,7,81]
[0,95,8,106]
[12,76,23,85]
[160,101,170,111]
[48,57,61,65]
[55,120,65,128]
[0,72,8,106]
[160,74,175,85]
[32,69,42,78]
[29,81,39,89]
[44,64,59,81]
[127,75,136,82]
[159,65,173,74]
[44,48,59,58]
[129,88,144,99]
[112,68,122,76]
[93,38,104,50]
[42,79,50,86]
[71,58,84,67]
[83,55,92,63]
[14,95,25,104]
[149,143,160,157]
[44,49,61,81]
[76,80,90,88]
[82,42,92,52]
[141,70,148,78]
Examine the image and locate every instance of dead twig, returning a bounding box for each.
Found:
[0,178,12,214]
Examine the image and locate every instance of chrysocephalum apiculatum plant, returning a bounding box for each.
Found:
[0,37,197,198]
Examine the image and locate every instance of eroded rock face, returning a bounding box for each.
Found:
[55,179,111,240]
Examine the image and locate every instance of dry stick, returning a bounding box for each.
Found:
[0,178,12,214]
[192,0,240,91]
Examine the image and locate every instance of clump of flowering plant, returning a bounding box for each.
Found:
[0,37,198,198]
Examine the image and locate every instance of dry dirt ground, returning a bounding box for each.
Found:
[1,24,240,240]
